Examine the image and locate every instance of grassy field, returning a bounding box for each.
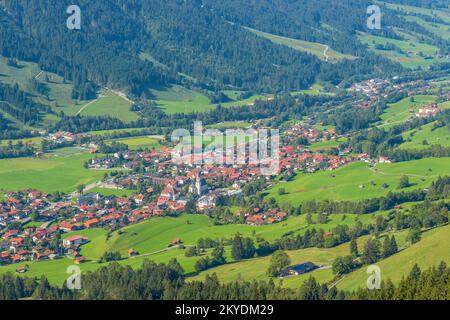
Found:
[190,236,372,287]
[0,136,43,148]
[403,16,450,40]
[87,128,153,137]
[377,95,437,128]
[0,211,385,285]
[267,158,450,206]
[89,187,135,197]
[0,148,106,193]
[63,90,137,122]
[245,27,354,62]
[400,121,450,150]
[378,1,450,24]
[220,93,270,108]
[291,84,332,96]
[107,136,162,150]
[358,33,442,69]
[105,213,384,258]
[0,55,88,127]
[150,85,214,114]
[337,224,450,291]
[207,121,252,129]
[308,138,346,152]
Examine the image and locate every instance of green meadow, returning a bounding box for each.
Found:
[378,1,450,24]
[88,128,155,137]
[400,121,450,150]
[403,16,450,40]
[377,95,437,128]
[267,158,450,206]
[207,121,252,129]
[338,224,450,291]
[63,90,137,122]
[107,136,162,150]
[0,56,87,126]
[220,92,269,108]
[89,187,135,197]
[150,85,214,114]
[359,33,442,69]
[189,232,416,288]
[308,138,346,152]
[0,148,106,193]
[245,27,354,62]
[0,137,43,148]
[291,84,332,96]
[105,213,384,258]
[0,211,387,285]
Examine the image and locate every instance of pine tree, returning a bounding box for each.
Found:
[362,238,381,264]
[350,237,358,257]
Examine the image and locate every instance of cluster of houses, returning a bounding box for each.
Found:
[243,208,287,225]
[349,78,391,96]
[279,147,354,173]
[0,100,404,267]
[415,103,442,118]
[285,121,338,144]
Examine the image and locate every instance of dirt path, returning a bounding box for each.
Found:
[110,89,134,104]
[75,99,99,115]
[34,71,43,80]
[129,245,181,259]
[370,164,433,179]
[323,45,330,62]
[69,181,102,198]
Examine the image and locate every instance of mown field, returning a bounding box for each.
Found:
[267,158,450,206]
[0,148,106,193]
[337,224,450,291]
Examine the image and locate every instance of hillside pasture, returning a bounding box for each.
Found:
[150,85,214,114]
[358,33,443,69]
[267,158,450,206]
[400,121,450,150]
[0,149,106,193]
[64,90,137,122]
[337,224,450,291]
[377,95,437,128]
[245,27,354,62]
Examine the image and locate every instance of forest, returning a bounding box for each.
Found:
[0,259,448,300]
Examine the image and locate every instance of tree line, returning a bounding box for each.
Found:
[1,259,449,300]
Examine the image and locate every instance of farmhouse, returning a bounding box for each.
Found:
[63,235,89,247]
[282,262,318,277]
